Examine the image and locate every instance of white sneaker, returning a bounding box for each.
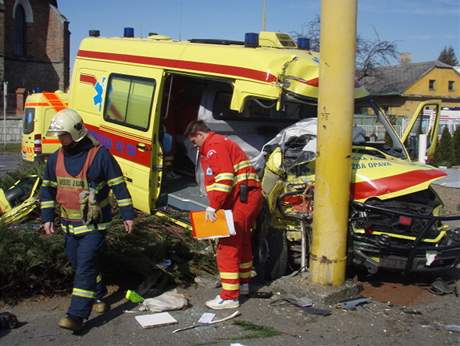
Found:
[240,284,249,296]
[205,295,239,310]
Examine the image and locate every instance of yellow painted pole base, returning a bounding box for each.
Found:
[309,254,347,286]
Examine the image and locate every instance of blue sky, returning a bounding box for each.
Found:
[60,0,459,65]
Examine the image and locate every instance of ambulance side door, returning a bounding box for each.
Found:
[401,100,441,162]
[101,71,162,214]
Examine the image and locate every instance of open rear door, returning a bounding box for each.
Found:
[401,100,441,162]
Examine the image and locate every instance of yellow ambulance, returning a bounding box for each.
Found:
[21,91,68,162]
[66,30,459,276]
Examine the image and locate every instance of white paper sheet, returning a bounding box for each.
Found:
[135,312,178,329]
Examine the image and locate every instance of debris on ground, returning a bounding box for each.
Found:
[302,306,332,316]
[270,294,332,316]
[125,290,144,303]
[446,324,460,333]
[194,275,220,288]
[336,296,372,310]
[172,310,241,333]
[0,312,19,329]
[138,289,188,312]
[429,278,458,296]
[270,295,313,308]
[135,312,178,328]
[247,291,273,299]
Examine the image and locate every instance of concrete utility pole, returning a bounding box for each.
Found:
[310,0,357,286]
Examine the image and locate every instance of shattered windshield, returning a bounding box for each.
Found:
[252,97,407,170]
[352,99,407,159]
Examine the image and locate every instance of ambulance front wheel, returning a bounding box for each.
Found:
[253,205,288,282]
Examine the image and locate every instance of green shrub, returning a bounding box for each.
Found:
[434,126,454,166]
[0,223,72,303]
[453,126,460,166]
[0,214,215,303]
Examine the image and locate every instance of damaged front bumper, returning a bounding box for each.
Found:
[350,201,460,273]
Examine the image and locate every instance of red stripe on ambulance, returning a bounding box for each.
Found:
[351,168,446,200]
[85,124,152,167]
[80,74,97,85]
[43,92,66,112]
[77,50,278,83]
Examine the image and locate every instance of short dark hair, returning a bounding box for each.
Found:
[184,120,210,137]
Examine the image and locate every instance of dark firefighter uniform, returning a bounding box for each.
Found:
[41,136,135,320]
[199,132,263,300]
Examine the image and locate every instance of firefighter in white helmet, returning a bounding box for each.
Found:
[41,108,135,332]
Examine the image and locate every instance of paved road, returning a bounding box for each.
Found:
[434,168,460,189]
[2,277,460,346]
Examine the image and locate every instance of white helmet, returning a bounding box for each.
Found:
[47,108,88,142]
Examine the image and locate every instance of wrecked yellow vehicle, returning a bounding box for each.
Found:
[254,99,460,279]
[0,175,41,225]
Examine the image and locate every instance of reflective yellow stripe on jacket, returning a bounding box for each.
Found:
[233,160,252,171]
[61,222,111,235]
[107,176,125,187]
[72,288,96,299]
[40,200,55,209]
[42,180,57,188]
[206,183,232,193]
[214,173,235,182]
[117,198,133,207]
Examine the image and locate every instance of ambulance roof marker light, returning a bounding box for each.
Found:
[244,33,259,48]
[124,27,134,38]
[89,30,100,37]
[297,37,310,50]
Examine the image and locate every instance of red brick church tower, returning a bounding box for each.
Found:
[0,0,69,114]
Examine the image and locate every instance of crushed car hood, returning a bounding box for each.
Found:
[350,154,446,201]
[255,118,447,202]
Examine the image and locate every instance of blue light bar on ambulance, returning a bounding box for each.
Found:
[297,37,310,50]
[124,27,134,38]
[244,33,259,48]
[89,30,100,37]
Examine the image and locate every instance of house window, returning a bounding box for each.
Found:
[428,79,435,90]
[104,74,155,131]
[14,4,26,56]
[448,80,455,92]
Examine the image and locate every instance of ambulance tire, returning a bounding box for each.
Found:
[266,229,288,281]
[253,206,288,282]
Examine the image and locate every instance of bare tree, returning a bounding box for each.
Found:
[356,30,398,79]
[291,15,398,80]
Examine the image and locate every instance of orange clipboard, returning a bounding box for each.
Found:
[189,209,236,240]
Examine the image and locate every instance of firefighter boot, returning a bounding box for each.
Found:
[93,299,109,313]
[58,315,83,332]
[205,295,239,310]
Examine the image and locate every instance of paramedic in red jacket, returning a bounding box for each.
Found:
[185,120,263,310]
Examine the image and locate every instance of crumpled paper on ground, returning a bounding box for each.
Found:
[138,289,188,312]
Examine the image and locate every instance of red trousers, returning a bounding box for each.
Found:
[217,189,263,299]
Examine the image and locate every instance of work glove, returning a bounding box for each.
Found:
[79,188,101,224]
[205,207,217,222]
